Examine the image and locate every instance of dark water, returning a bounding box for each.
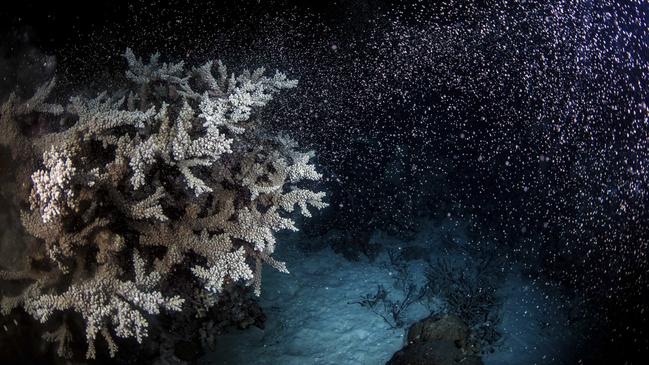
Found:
[1,0,647,364]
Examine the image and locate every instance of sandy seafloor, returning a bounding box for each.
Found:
[205,219,579,365]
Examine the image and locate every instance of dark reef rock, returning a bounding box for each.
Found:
[406,314,470,346]
[387,314,483,365]
[387,340,483,365]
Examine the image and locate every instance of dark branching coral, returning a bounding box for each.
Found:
[0,48,327,359]
[353,248,428,329]
[424,255,504,353]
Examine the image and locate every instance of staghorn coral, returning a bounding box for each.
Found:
[0,48,327,360]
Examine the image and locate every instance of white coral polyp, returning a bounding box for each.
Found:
[31,146,78,223]
[191,246,254,293]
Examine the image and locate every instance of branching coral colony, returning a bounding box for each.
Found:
[0,49,327,359]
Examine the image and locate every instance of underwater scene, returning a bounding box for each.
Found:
[0,1,647,364]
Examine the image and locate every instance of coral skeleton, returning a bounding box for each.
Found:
[0,48,327,359]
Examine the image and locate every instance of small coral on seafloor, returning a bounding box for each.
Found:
[0,48,327,360]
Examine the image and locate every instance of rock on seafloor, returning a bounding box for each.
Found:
[387,314,483,365]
